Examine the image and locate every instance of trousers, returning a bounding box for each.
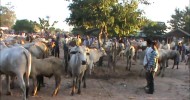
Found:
[145,71,155,93]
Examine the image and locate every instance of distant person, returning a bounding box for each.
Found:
[54,35,60,58]
[75,34,82,46]
[83,35,90,47]
[63,35,69,73]
[0,29,3,40]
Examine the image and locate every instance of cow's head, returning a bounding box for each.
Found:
[99,47,107,56]
[70,46,88,65]
[0,41,8,50]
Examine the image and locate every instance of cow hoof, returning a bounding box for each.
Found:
[52,93,57,97]
[52,91,58,97]
[0,91,2,95]
[83,85,86,88]
[6,91,12,95]
[32,93,37,96]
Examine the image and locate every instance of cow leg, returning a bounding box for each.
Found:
[129,59,132,71]
[10,76,15,89]
[77,75,82,94]
[32,77,38,96]
[6,75,12,95]
[166,60,169,67]
[17,75,27,100]
[65,54,68,73]
[171,59,175,69]
[57,48,60,58]
[172,63,175,69]
[83,70,87,88]
[161,62,165,77]
[71,77,76,96]
[37,75,45,91]
[37,76,41,91]
[52,76,61,97]
[126,58,129,70]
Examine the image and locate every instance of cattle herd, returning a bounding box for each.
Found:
[0,33,190,100]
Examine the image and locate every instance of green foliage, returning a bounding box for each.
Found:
[169,7,190,33]
[110,1,144,36]
[12,19,41,33]
[38,17,58,32]
[66,0,147,36]
[142,20,167,37]
[0,4,16,28]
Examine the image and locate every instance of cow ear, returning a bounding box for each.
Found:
[86,53,90,55]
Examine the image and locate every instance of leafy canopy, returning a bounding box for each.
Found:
[0,3,16,28]
[169,7,190,33]
[66,0,149,36]
[12,19,41,33]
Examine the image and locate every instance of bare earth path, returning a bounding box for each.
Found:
[1,49,190,100]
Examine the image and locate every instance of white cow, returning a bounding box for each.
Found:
[68,46,88,95]
[125,45,136,71]
[87,47,107,74]
[0,41,7,50]
[0,46,31,100]
[23,42,50,59]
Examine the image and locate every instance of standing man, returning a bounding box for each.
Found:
[83,35,90,47]
[143,40,159,94]
[54,35,60,58]
[143,39,153,91]
[63,35,69,73]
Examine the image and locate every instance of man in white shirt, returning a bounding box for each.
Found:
[63,35,69,73]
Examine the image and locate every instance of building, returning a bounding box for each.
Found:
[164,28,190,43]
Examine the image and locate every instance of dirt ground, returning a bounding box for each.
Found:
[1,49,190,100]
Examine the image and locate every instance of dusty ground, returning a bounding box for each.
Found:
[1,49,190,100]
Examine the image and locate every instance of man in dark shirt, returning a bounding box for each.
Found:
[54,36,60,58]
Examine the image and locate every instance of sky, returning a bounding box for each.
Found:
[1,0,190,32]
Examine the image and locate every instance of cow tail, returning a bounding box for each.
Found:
[23,49,32,98]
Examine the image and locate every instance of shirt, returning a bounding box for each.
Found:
[148,49,159,72]
[143,47,153,66]
[76,38,82,46]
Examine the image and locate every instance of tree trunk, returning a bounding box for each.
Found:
[103,26,108,46]
[98,27,103,49]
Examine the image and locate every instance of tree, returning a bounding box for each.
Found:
[169,7,190,33]
[0,3,16,28]
[110,1,145,36]
[66,0,149,47]
[38,17,58,33]
[142,20,167,37]
[12,19,41,33]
